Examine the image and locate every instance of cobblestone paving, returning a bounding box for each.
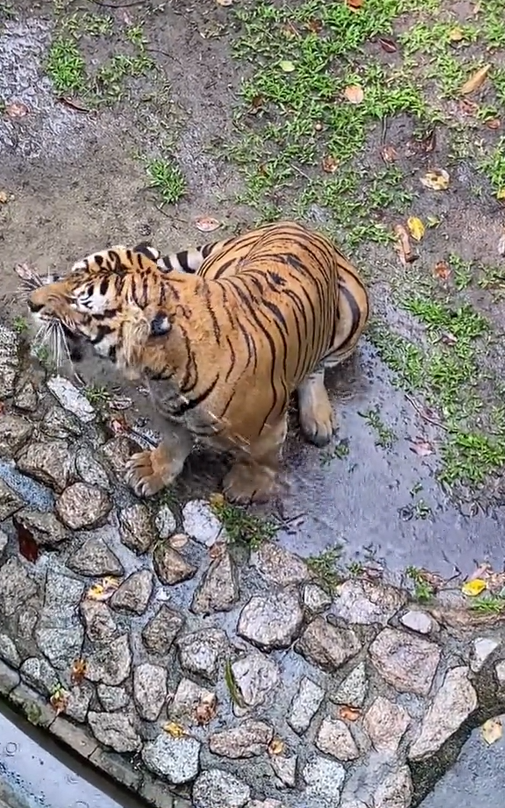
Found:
[1,323,505,808]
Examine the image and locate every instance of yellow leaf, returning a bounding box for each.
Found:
[497,188,505,200]
[344,84,364,104]
[163,721,187,739]
[460,64,491,95]
[462,578,487,597]
[268,738,286,756]
[86,576,120,602]
[449,27,464,42]
[407,216,425,242]
[482,717,503,745]
[280,60,295,73]
[420,169,450,191]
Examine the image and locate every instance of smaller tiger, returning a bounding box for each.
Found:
[27,222,369,504]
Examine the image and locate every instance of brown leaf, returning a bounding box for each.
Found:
[110,416,128,434]
[209,541,226,560]
[440,331,458,346]
[195,216,221,233]
[459,98,479,116]
[378,37,397,53]
[305,19,323,33]
[194,692,218,725]
[70,658,87,685]
[344,85,364,104]
[268,738,286,755]
[393,224,416,266]
[420,169,450,191]
[460,64,491,95]
[5,101,29,118]
[322,155,339,173]
[0,191,8,204]
[339,705,361,721]
[380,144,398,163]
[250,94,264,113]
[485,118,501,130]
[57,97,90,113]
[16,523,39,563]
[346,0,364,9]
[50,686,69,716]
[169,533,189,550]
[410,440,434,457]
[433,260,451,280]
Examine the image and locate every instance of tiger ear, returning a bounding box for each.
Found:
[134,242,161,261]
[150,311,171,337]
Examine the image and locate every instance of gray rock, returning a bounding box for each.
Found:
[20,657,58,695]
[13,509,67,547]
[496,660,505,684]
[0,325,19,399]
[247,802,283,808]
[192,550,239,614]
[68,536,123,576]
[47,376,96,423]
[86,634,132,686]
[230,653,279,709]
[0,414,33,456]
[297,617,362,672]
[17,440,74,492]
[102,436,138,479]
[303,583,332,613]
[97,684,130,712]
[75,448,110,490]
[370,628,441,696]
[302,754,346,805]
[14,380,38,412]
[332,662,367,708]
[56,483,112,530]
[400,610,433,635]
[409,666,477,760]
[41,406,82,439]
[36,626,83,669]
[120,504,157,554]
[375,766,413,808]
[65,684,93,722]
[88,711,141,753]
[0,557,37,616]
[237,589,303,650]
[80,600,118,642]
[0,478,24,521]
[0,530,7,557]
[177,628,228,682]
[183,499,223,546]
[170,678,216,721]
[154,543,197,585]
[251,543,309,586]
[364,696,411,754]
[155,504,177,538]
[471,637,500,672]
[110,570,153,614]
[133,662,167,721]
[43,571,84,620]
[333,580,405,625]
[142,604,184,654]
[192,769,251,808]
[270,753,297,788]
[316,717,359,760]
[142,732,201,784]
[0,633,21,667]
[209,719,273,758]
[288,677,325,734]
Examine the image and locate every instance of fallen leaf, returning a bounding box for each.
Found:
[344,85,364,104]
[462,578,487,597]
[163,721,187,738]
[169,533,189,550]
[433,260,451,280]
[460,64,491,95]
[407,216,425,242]
[0,191,8,204]
[322,155,339,173]
[305,19,323,33]
[380,144,397,163]
[5,101,29,118]
[393,223,417,266]
[497,188,505,201]
[268,738,286,756]
[280,60,296,73]
[86,576,120,602]
[459,98,479,116]
[224,659,246,708]
[485,118,501,130]
[346,0,364,9]
[250,94,264,113]
[209,541,226,559]
[194,692,218,725]
[498,231,505,256]
[209,492,225,509]
[482,717,503,745]
[16,523,39,563]
[410,440,434,457]
[216,0,233,5]
[440,331,458,346]
[378,37,397,53]
[426,215,441,228]
[57,97,90,113]
[70,658,87,685]
[448,27,464,42]
[50,686,69,716]
[110,417,128,435]
[420,169,450,191]
[406,130,436,155]
[339,705,361,721]
[195,216,221,233]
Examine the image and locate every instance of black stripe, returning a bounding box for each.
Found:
[170,373,220,417]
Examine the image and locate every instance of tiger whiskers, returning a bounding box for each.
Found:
[33,319,72,370]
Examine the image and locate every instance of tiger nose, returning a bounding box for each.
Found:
[27,299,44,312]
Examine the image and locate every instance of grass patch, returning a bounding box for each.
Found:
[46,36,86,94]
[145,158,186,206]
[210,495,278,549]
[359,406,397,449]
[406,566,434,603]
[307,546,343,594]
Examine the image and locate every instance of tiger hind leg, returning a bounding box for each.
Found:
[126,424,193,498]
[297,367,334,447]
[223,416,287,505]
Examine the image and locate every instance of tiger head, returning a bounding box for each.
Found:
[27,243,173,376]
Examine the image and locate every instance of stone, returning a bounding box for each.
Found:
[142,604,184,654]
[0,530,7,556]
[47,376,96,423]
[110,570,153,614]
[20,657,58,695]
[43,571,84,621]
[333,580,405,625]
[36,626,83,670]
[90,747,141,791]
[42,406,82,439]
[0,557,37,616]
[270,753,297,788]
[192,769,251,808]
[496,660,505,684]
[170,678,216,720]
[119,503,157,554]
[288,677,325,734]
[0,414,33,456]
[209,719,273,758]
[17,440,74,492]
[102,436,138,478]
[302,755,346,805]
[183,499,223,546]
[56,483,112,530]
[88,711,141,753]
[80,601,118,642]
[142,732,201,784]
[251,543,309,586]
[237,589,303,650]
[332,662,367,708]
[471,637,500,672]
[155,504,177,538]
[65,684,93,722]
[75,448,110,490]
[133,662,167,721]
[0,325,19,399]
[370,628,441,696]
[231,653,280,708]
[0,478,24,521]
[248,802,283,808]
[86,634,132,686]
[192,550,239,614]
[400,610,433,635]
[297,617,362,672]
[316,717,359,760]
[13,509,67,547]
[364,696,411,754]
[303,583,332,613]
[375,766,413,808]
[68,535,123,576]
[14,380,38,412]
[177,628,228,682]
[50,716,98,757]
[154,543,197,585]
[97,685,130,712]
[0,633,21,667]
[409,666,477,760]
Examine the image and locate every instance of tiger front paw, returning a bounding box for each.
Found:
[126,449,171,498]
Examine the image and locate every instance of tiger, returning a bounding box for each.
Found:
[26,221,369,504]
